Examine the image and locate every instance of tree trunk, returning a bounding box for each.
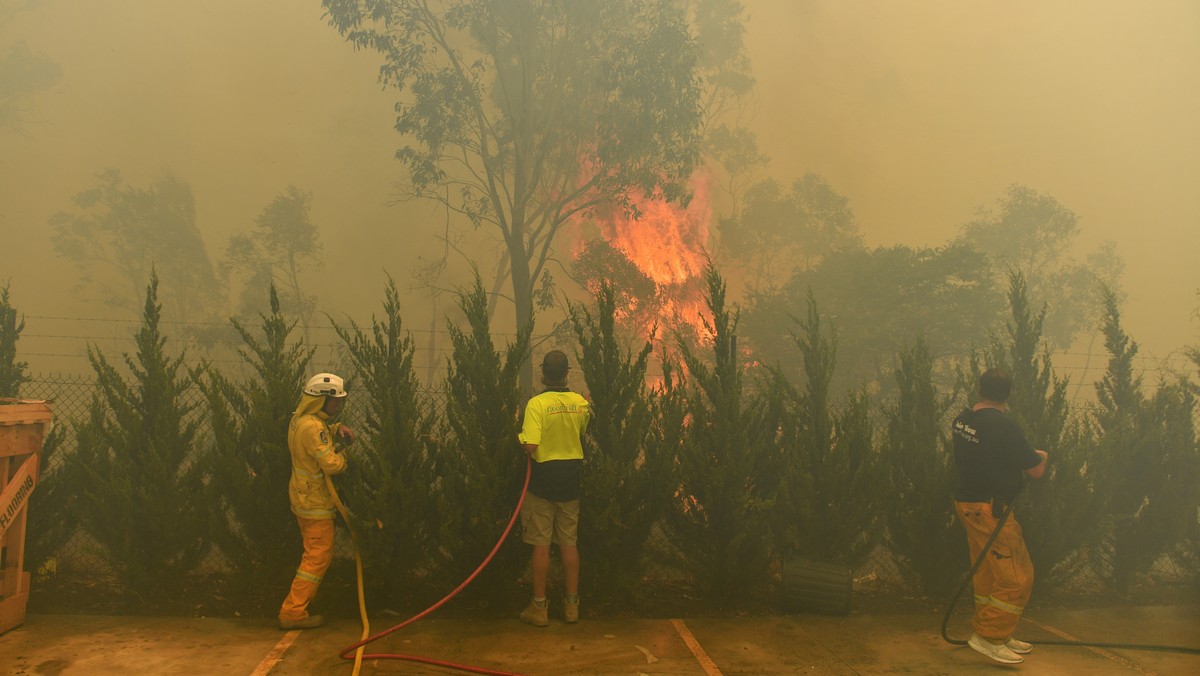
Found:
[508,240,535,396]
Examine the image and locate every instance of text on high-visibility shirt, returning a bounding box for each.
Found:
[519,388,590,462]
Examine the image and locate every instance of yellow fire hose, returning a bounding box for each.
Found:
[322,454,532,676]
[324,473,368,676]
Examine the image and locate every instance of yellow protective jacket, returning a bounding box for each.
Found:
[287,393,349,519]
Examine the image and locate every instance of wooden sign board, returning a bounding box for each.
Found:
[0,399,53,635]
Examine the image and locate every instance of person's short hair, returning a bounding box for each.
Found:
[979,368,1012,403]
[541,350,570,382]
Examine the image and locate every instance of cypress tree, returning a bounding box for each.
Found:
[24,424,71,574]
[432,272,531,607]
[771,291,882,568]
[2,286,73,575]
[69,270,209,606]
[647,346,691,590]
[1184,338,1200,584]
[331,277,441,609]
[986,271,1096,592]
[883,338,961,596]
[1137,378,1200,585]
[571,280,668,606]
[1092,287,1199,591]
[665,263,777,606]
[0,283,28,397]
[197,285,313,614]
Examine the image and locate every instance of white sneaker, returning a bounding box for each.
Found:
[968,633,1024,664]
[1006,637,1033,654]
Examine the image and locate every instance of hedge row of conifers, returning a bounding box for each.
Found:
[7,266,1199,617]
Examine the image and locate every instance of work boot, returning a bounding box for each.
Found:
[967,633,1023,664]
[563,595,579,624]
[519,599,549,627]
[278,614,325,630]
[1006,637,1033,654]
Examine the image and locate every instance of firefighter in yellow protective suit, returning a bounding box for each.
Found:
[277,373,356,630]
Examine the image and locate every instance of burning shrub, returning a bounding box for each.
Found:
[662,264,779,606]
[572,280,670,605]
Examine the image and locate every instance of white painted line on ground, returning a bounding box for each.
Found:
[1022,617,1154,675]
[250,630,301,676]
[670,618,723,676]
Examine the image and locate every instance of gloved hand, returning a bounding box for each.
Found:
[336,424,356,448]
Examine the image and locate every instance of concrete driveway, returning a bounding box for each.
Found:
[2,603,1197,675]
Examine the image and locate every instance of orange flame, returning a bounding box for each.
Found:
[598,173,711,286]
[574,170,714,342]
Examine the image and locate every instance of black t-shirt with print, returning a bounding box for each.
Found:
[952,407,1042,503]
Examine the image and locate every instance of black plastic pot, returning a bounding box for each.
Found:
[780,557,852,616]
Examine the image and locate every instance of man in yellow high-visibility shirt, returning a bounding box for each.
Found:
[517,350,590,626]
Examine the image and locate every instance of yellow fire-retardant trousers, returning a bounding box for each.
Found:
[954,501,1034,641]
[278,516,335,622]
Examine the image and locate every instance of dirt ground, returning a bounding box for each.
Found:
[2,593,1197,675]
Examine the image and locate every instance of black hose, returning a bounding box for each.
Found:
[940,497,1016,647]
[940,492,1200,655]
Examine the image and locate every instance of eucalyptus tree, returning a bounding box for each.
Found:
[223,186,324,337]
[322,0,704,391]
[744,243,1001,395]
[720,173,863,292]
[0,35,61,132]
[691,0,767,218]
[49,168,223,327]
[955,184,1123,349]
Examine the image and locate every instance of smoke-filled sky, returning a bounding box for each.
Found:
[2,0,1197,375]
[747,0,1199,365]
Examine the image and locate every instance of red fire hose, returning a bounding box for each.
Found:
[328,456,532,676]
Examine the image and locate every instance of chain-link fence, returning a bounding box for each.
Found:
[19,372,386,574]
[17,373,900,582]
[16,372,1196,602]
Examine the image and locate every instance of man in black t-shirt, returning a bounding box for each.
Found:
[952,369,1047,665]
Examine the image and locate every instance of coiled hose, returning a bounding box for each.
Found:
[327,456,532,676]
[940,492,1200,656]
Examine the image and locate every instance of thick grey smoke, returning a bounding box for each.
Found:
[1,0,1196,375]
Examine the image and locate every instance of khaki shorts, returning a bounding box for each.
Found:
[520,493,580,546]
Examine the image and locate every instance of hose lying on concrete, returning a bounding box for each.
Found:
[327,455,532,676]
[940,489,1200,656]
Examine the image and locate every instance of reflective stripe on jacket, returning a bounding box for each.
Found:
[287,393,348,519]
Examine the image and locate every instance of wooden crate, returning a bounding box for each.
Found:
[0,399,53,635]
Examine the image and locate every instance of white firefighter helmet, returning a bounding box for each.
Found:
[304,373,347,398]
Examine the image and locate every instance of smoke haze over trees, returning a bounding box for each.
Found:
[1,0,1198,629]
[49,169,223,328]
[0,0,1196,397]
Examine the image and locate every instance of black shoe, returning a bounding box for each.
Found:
[279,614,325,630]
